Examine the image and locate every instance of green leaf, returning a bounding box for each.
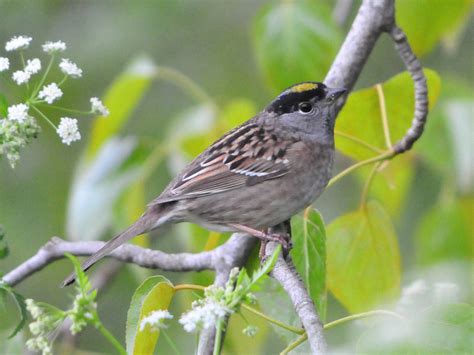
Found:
[0,93,8,118]
[67,138,153,241]
[7,290,27,339]
[335,69,441,161]
[114,180,149,248]
[415,197,473,265]
[291,208,326,320]
[250,244,281,287]
[86,56,155,160]
[65,253,94,298]
[396,0,472,56]
[253,0,342,93]
[0,282,27,339]
[327,200,401,313]
[126,275,175,355]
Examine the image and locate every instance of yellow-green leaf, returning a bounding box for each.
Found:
[126,276,175,355]
[327,200,401,313]
[335,69,441,161]
[86,57,155,160]
[396,0,472,56]
[115,180,149,248]
[291,208,327,320]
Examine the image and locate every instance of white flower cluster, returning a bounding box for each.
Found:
[56,117,81,145]
[178,267,258,333]
[0,35,110,167]
[140,310,174,332]
[0,57,10,72]
[42,40,66,53]
[38,83,63,104]
[179,297,232,333]
[25,299,58,355]
[5,35,32,51]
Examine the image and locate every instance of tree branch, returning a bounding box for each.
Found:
[2,235,255,287]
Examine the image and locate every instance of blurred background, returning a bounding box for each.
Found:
[0,0,472,353]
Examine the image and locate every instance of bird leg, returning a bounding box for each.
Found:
[228,223,292,253]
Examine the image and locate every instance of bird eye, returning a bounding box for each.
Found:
[298,102,313,114]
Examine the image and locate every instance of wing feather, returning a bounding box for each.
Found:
[150,122,297,204]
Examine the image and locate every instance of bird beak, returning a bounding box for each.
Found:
[327,87,347,101]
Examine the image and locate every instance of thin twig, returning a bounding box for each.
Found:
[389,25,429,153]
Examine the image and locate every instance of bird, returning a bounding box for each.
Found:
[63,81,346,286]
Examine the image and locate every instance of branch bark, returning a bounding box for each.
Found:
[2,0,429,354]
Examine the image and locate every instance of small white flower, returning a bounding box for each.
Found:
[5,35,32,51]
[7,104,29,123]
[59,58,82,78]
[179,301,231,333]
[42,40,66,53]
[0,57,9,72]
[139,310,174,332]
[56,117,81,145]
[26,299,43,319]
[25,58,41,74]
[12,70,31,85]
[90,97,109,116]
[38,83,63,104]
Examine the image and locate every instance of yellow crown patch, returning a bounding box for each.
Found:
[290,83,318,93]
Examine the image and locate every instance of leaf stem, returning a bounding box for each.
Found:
[324,309,404,330]
[19,51,29,92]
[37,103,92,116]
[31,55,55,100]
[359,161,382,207]
[241,303,304,334]
[280,333,308,355]
[174,284,205,292]
[327,150,395,188]
[213,318,224,355]
[30,105,57,130]
[95,319,127,355]
[334,130,385,154]
[375,84,392,149]
[154,66,216,109]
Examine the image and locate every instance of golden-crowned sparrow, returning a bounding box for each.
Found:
[63,82,346,286]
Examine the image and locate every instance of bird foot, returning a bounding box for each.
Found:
[259,232,292,259]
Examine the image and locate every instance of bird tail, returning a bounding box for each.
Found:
[62,209,161,287]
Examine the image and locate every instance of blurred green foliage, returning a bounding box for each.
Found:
[0,0,473,354]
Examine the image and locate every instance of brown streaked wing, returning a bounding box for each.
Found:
[149,123,296,204]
